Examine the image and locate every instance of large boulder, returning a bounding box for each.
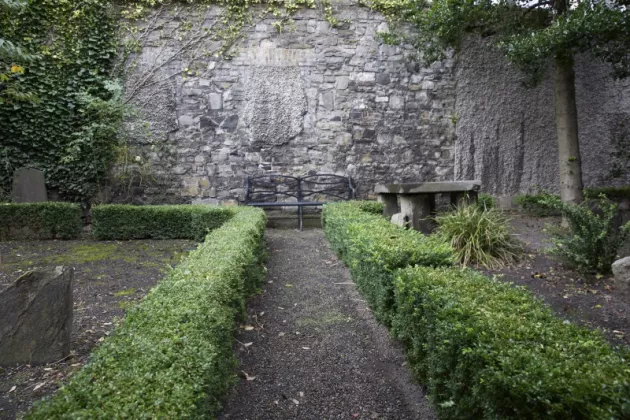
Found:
[611,257,630,302]
[0,266,73,366]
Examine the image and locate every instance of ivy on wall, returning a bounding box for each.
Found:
[0,0,119,202]
[0,0,339,203]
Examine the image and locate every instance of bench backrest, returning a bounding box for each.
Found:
[245,174,356,204]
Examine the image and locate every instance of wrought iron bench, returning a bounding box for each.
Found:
[244,174,356,230]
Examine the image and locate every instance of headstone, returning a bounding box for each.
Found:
[612,257,630,303]
[0,266,73,366]
[12,168,47,203]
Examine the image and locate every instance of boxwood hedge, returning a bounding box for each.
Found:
[322,201,454,325]
[393,267,630,419]
[91,204,234,241]
[0,202,82,240]
[28,207,266,419]
[323,201,630,419]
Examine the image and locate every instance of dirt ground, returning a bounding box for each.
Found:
[485,213,630,348]
[0,239,195,419]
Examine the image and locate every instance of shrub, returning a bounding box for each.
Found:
[91,204,234,241]
[392,266,630,419]
[28,207,267,419]
[584,186,630,200]
[515,191,562,217]
[531,194,630,273]
[322,201,453,325]
[477,192,495,210]
[0,202,82,240]
[435,204,522,269]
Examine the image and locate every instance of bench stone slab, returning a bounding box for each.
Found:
[374,181,481,195]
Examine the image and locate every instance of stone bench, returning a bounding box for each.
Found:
[374,181,481,233]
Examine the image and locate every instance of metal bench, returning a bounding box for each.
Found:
[244,174,356,230]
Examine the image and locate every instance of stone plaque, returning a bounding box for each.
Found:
[0,266,73,366]
[12,168,48,203]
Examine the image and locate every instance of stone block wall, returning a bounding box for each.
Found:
[124,4,456,203]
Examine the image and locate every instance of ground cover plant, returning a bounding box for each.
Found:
[27,206,266,418]
[0,202,82,240]
[322,201,453,326]
[324,201,630,418]
[435,203,522,269]
[91,204,233,240]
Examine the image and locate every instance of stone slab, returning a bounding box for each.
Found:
[11,168,47,203]
[374,181,481,195]
[0,266,73,366]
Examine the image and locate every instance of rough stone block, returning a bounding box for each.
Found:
[612,257,630,302]
[12,168,47,203]
[390,212,409,228]
[0,267,73,366]
[399,194,435,234]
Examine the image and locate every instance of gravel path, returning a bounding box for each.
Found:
[220,229,435,420]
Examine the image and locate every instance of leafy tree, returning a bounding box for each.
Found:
[370,0,630,204]
[0,0,37,104]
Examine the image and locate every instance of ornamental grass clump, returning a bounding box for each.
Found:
[435,204,521,269]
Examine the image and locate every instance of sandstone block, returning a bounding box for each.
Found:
[0,267,73,366]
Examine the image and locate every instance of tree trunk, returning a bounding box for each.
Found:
[554,55,584,204]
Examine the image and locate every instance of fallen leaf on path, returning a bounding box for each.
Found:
[33,383,46,391]
[243,342,253,348]
[302,346,310,350]
[242,371,256,381]
[243,325,255,331]
[291,398,300,405]
[285,284,293,288]
[259,312,265,316]
[278,332,285,337]
[8,386,16,393]
[299,391,304,397]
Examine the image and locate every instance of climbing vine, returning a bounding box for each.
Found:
[0,0,340,203]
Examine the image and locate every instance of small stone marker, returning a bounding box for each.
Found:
[0,266,73,366]
[391,213,409,229]
[612,257,630,303]
[12,167,48,203]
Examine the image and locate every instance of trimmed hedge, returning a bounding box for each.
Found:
[28,207,267,419]
[322,201,453,325]
[323,202,630,419]
[584,186,630,200]
[393,267,630,419]
[0,202,82,240]
[91,204,234,240]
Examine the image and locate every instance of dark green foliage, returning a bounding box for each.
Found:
[477,192,495,210]
[0,202,82,240]
[435,203,522,269]
[0,0,120,202]
[322,201,453,325]
[91,204,234,241]
[392,266,630,419]
[515,191,562,217]
[585,186,630,200]
[28,207,267,419]
[528,194,630,273]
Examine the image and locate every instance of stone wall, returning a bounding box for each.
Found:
[124,4,456,203]
[454,35,630,198]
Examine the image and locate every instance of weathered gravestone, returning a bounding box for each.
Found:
[12,167,47,203]
[0,266,73,366]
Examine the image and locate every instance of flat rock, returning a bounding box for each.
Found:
[375,181,481,194]
[612,257,630,302]
[0,266,73,366]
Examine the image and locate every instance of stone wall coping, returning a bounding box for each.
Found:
[374,181,481,194]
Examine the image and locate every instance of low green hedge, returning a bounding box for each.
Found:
[585,186,630,200]
[28,207,267,419]
[322,201,453,325]
[393,266,630,419]
[91,204,234,240]
[0,202,82,240]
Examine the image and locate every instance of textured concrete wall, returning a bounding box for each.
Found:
[125,4,456,203]
[455,36,630,197]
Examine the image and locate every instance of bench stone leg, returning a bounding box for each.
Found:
[399,194,435,234]
[377,194,399,218]
[450,191,478,207]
